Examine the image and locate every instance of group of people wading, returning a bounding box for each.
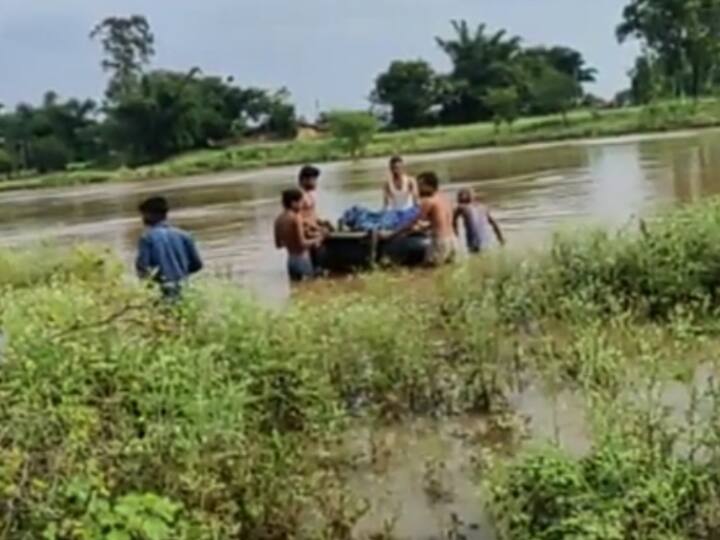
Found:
[272,156,505,283]
[133,155,505,296]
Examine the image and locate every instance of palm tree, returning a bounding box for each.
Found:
[436,20,523,123]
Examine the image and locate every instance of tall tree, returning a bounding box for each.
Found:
[0,95,104,172]
[523,46,597,86]
[630,54,661,103]
[104,68,203,163]
[104,69,298,164]
[436,20,523,123]
[617,0,720,98]
[90,15,155,100]
[527,66,578,123]
[0,148,13,178]
[372,60,439,128]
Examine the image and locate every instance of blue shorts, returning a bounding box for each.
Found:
[287,254,315,283]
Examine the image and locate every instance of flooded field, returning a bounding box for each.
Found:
[1,129,720,301]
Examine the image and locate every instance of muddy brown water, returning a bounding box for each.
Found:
[345,389,589,540]
[1,130,720,304]
[343,360,718,540]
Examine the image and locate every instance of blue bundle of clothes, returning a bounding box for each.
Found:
[339,205,420,232]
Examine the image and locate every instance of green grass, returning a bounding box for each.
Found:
[5,198,720,537]
[7,99,720,191]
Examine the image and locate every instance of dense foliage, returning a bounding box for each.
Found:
[326,111,379,158]
[0,16,298,174]
[618,0,720,102]
[4,198,720,537]
[372,21,594,129]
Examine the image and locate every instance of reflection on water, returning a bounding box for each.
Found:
[2,129,720,300]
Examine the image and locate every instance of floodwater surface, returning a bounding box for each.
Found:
[1,129,720,301]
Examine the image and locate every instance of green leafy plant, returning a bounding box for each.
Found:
[327,111,379,158]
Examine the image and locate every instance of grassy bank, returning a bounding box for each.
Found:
[7,98,720,192]
[4,199,720,538]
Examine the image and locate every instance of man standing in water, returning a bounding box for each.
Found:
[275,188,323,283]
[389,171,456,266]
[297,164,331,268]
[383,156,418,211]
[136,196,203,297]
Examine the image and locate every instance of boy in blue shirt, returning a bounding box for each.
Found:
[136,196,203,297]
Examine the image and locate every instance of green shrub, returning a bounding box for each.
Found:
[5,197,720,537]
[491,440,712,540]
[0,148,13,178]
[327,110,379,158]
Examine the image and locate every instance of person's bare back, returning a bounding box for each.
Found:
[421,193,454,240]
[276,188,323,283]
[274,210,309,257]
[389,171,457,266]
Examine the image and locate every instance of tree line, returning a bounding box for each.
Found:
[373,21,597,129]
[2,0,720,176]
[618,0,720,104]
[0,16,297,175]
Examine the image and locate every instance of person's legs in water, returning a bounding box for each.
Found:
[426,236,457,266]
[287,254,315,283]
[160,281,183,301]
[309,244,327,272]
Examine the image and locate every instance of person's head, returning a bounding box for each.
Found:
[457,188,473,205]
[298,165,320,192]
[389,155,404,178]
[417,171,440,197]
[139,196,169,226]
[282,188,304,212]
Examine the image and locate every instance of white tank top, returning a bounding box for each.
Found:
[386,175,415,211]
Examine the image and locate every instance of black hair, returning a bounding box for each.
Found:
[298,165,320,182]
[389,155,403,167]
[139,196,169,217]
[282,188,304,210]
[457,188,473,202]
[417,171,440,191]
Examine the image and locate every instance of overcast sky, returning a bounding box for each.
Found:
[1,0,639,117]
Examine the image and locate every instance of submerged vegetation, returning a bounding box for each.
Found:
[4,198,720,537]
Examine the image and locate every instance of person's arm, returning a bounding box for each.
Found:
[453,208,461,237]
[382,182,391,210]
[487,211,506,246]
[389,198,430,239]
[184,234,204,274]
[274,218,284,249]
[296,215,323,248]
[135,235,152,279]
[409,177,420,206]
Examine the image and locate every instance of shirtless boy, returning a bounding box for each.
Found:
[274,188,323,283]
[390,171,457,266]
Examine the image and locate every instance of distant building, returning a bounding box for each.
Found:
[295,121,327,141]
